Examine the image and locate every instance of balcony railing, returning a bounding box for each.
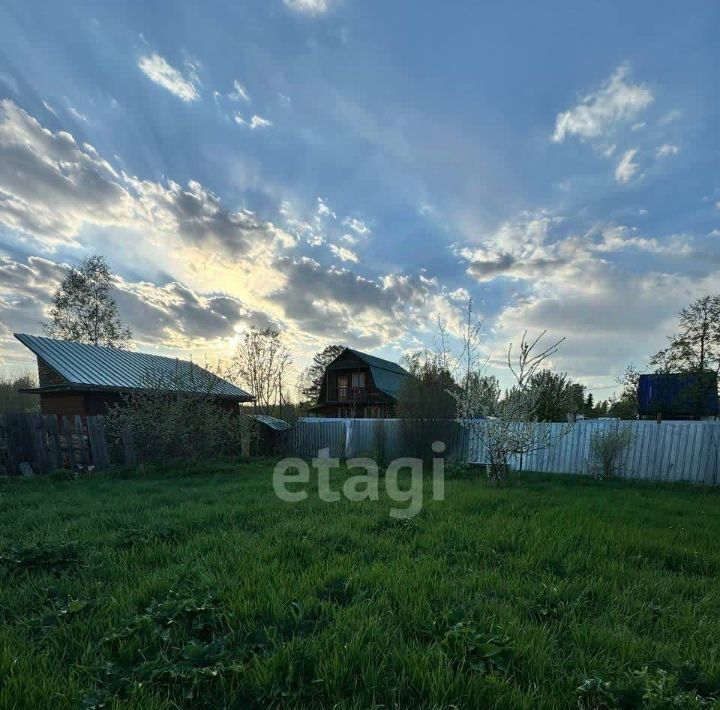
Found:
[326,386,373,403]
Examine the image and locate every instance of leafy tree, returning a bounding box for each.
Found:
[594,399,610,417]
[508,370,586,422]
[43,255,132,348]
[396,349,459,464]
[464,373,501,418]
[607,364,640,419]
[231,327,292,415]
[298,344,346,404]
[650,295,720,374]
[397,349,458,419]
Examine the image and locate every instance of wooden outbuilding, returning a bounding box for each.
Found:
[14,333,254,418]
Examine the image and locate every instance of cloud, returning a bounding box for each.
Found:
[0,100,469,366]
[0,100,288,256]
[316,196,336,219]
[494,267,711,381]
[114,279,277,344]
[455,211,696,289]
[659,109,682,125]
[283,0,333,15]
[234,113,272,130]
[453,207,714,383]
[339,233,358,246]
[67,106,88,122]
[329,243,359,263]
[250,115,272,130]
[614,148,639,184]
[455,213,574,282]
[0,99,132,243]
[127,177,289,256]
[594,225,693,255]
[270,256,460,347]
[0,72,18,93]
[342,216,371,235]
[229,80,250,102]
[0,254,275,353]
[138,53,200,102]
[655,143,679,158]
[552,65,653,143]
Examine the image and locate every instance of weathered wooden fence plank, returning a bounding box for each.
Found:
[29,413,50,474]
[87,416,110,469]
[61,416,77,470]
[45,415,62,470]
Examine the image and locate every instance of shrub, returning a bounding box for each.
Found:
[105,388,255,465]
[589,426,634,479]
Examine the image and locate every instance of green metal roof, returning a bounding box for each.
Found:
[250,414,292,431]
[15,333,254,401]
[329,347,410,399]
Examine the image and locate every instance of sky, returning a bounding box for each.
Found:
[0,0,719,399]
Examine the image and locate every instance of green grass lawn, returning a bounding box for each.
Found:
[2,461,720,709]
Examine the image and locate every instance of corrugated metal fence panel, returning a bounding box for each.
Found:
[288,419,347,459]
[292,418,720,485]
[297,418,470,462]
[464,420,720,484]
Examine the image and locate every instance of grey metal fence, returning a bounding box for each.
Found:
[290,418,720,485]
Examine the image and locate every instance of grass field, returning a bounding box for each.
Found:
[1,461,720,708]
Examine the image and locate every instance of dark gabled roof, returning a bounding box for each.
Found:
[328,347,410,399]
[250,414,292,431]
[14,333,254,401]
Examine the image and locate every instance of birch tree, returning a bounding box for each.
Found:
[43,255,132,348]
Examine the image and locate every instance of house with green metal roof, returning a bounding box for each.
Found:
[311,347,410,418]
[14,333,254,418]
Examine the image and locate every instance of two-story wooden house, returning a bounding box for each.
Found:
[311,348,410,418]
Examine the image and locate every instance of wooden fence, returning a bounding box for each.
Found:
[0,413,114,475]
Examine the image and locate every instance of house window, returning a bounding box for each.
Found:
[352,372,365,388]
[337,375,348,400]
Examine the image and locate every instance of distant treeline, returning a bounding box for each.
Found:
[0,373,39,414]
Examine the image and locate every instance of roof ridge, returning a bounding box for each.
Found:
[15,332,207,369]
[345,347,409,374]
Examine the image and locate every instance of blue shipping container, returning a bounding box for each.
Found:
[638,372,719,417]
